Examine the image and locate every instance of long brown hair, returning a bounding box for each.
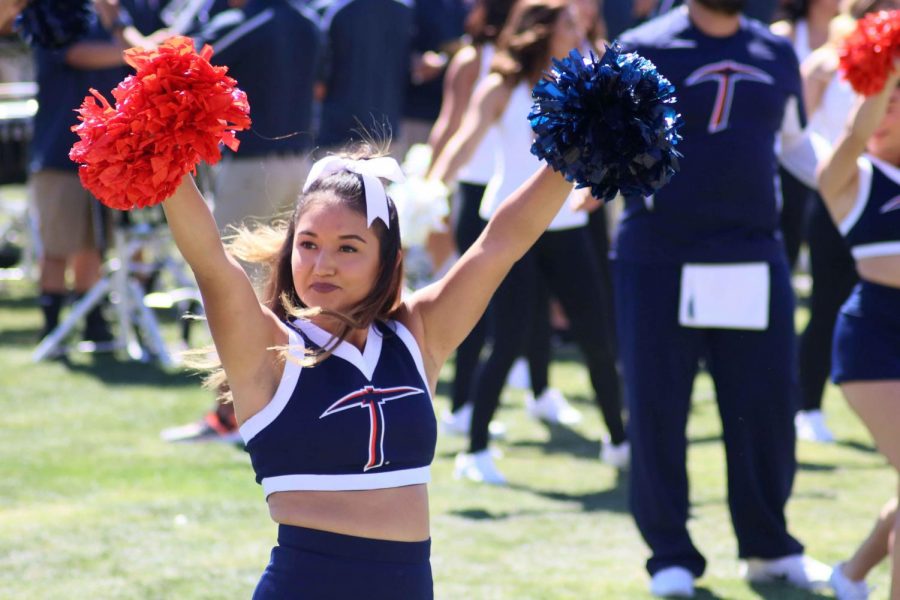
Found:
[491,0,569,84]
[196,144,404,401]
[465,0,519,45]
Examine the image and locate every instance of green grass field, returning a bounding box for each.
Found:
[0,279,894,599]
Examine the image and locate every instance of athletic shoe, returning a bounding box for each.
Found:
[160,411,243,444]
[650,566,695,598]
[525,388,582,425]
[454,449,507,485]
[440,403,506,438]
[741,554,832,590]
[830,562,871,600]
[795,410,835,443]
[505,357,531,389]
[600,439,630,470]
[440,403,473,437]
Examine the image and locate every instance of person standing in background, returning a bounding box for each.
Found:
[616,0,829,595]
[30,1,153,346]
[315,0,414,152]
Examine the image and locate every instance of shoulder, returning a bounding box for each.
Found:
[285,1,322,25]
[745,17,795,54]
[195,7,245,44]
[450,44,479,73]
[803,44,838,79]
[768,19,794,42]
[617,8,689,51]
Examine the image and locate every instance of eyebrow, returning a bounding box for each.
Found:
[298,230,368,243]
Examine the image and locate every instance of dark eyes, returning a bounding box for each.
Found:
[297,240,358,253]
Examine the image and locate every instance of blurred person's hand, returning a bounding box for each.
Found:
[411,51,448,85]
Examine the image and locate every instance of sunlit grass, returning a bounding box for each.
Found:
[0,280,892,599]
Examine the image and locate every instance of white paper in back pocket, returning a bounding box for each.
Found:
[678,263,770,330]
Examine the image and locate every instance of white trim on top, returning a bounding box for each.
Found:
[839,156,873,236]
[388,320,431,399]
[292,319,383,381]
[851,241,900,260]
[262,466,431,495]
[239,327,305,444]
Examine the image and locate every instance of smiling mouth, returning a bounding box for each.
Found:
[311,283,339,293]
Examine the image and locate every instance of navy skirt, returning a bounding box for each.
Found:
[832,280,900,384]
[252,525,433,600]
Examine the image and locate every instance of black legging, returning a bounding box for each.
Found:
[798,194,857,412]
[450,183,550,412]
[469,225,626,452]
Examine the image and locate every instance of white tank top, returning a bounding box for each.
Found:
[457,45,498,185]
[808,72,855,146]
[479,83,586,231]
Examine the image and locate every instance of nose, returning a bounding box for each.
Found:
[313,249,336,276]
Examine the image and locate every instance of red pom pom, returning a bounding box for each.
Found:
[839,10,900,96]
[69,36,251,210]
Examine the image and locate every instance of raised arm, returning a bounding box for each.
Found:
[427,45,481,160]
[427,72,510,183]
[162,177,284,422]
[817,68,900,221]
[401,166,573,383]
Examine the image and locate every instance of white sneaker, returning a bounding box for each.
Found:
[440,403,507,438]
[650,566,695,598]
[505,358,531,389]
[830,562,871,600]
[795,410,835,443]
[600,439,630,470]
[741,554,832,590]
[440,403,473,437]
[454,449,507,485]
[526,388,582,425]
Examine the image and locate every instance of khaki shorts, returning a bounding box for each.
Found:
[212,153,312,232]
[30,169,110,257]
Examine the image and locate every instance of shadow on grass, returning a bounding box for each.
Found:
[835,439,876,454]
[0,326,39,347]
[694,587,727,600]
[510,470,629,513]
[62,353,197,388]
[507,420,600,460]
[747,582,833,599]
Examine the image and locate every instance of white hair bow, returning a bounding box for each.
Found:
[302,156,406,228]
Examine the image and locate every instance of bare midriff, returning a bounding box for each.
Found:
[857,256,900,289]
[267,484,430,542]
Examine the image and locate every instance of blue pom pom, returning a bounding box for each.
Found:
[15,0,92,49]
[529,45,683,202]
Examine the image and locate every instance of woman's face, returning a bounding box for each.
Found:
[291,198,381,317]
[549,5,583,61]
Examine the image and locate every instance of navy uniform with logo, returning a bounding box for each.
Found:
[242,319,437,599]
[617,7,806,579]
[832,154,900,384]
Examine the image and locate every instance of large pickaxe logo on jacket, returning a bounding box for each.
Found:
[320,385,425,471]
[685,60,774,134]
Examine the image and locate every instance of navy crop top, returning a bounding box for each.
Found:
[839,155,900,260]
[239,318,437,495]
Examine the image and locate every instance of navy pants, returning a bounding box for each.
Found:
[253,525,432,599]
[615,259,803,577]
